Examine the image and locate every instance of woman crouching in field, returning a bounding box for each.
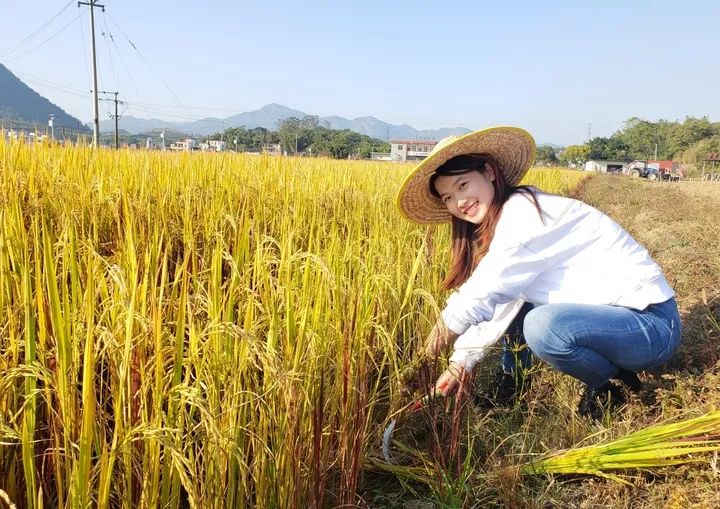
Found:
[397,127,681,419]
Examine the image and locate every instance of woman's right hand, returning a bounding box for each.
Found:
[434,361,467,397]
[423,319,458,358]
[399,357,438,398]
[400,318,459,398]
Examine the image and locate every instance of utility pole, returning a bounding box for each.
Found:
[78,0,105,147]
[99,91,121,148]
[586,123,592,142]
[48,114,55,140]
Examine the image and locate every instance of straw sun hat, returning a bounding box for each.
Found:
[396,126,536,224]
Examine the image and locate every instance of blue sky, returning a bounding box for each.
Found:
[1,0,718,145]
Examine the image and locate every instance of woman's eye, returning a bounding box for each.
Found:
[443,196,451,204]
[459,182,467,190]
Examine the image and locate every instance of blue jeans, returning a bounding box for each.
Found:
[502,298,682,388]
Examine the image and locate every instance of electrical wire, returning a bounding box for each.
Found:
[7,69,227,122]
[77,5,92,92]
[0,0,74,59]
[5,8,86,62]
[104,19,148,115]
[122,101,209,121]
[101,12,119,93]
[12,71,91,99]
[107,13,193,119]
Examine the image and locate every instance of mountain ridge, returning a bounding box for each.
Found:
[0,63,87,130]
[99,103,472,141]
[0,64,549,144]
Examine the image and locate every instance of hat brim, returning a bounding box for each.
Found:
[396,126,536,224]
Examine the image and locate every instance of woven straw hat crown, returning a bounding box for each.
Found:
[396,126,536,224]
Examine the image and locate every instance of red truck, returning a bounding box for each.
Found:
[648,160,683,181]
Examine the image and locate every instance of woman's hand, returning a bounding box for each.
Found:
[434,361,467,397]
[424,319,459,358]
[400,318,460,398]
[400,358,439,398]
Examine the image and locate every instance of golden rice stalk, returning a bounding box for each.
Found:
[524,410,720,483]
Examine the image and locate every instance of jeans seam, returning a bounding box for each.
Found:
[542,321,615,386]
[648,317,678,369]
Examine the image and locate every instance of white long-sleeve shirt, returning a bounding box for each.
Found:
[444,190,674,370]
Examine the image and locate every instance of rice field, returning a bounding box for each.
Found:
[0,136,604,508]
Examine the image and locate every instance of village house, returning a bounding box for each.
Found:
[169,138,197,151]
[199,140,226,152]
[390,139,437,162]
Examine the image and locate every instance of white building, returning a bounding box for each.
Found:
[261,143,282,155]
[390,140,437,162]
[200,140,227,152]
[169,138,197,151]
[584,159,627,173]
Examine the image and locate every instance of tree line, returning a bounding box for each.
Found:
[537,117,720,171]
[209,116,390,159]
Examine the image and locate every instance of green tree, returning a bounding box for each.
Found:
[677,134,720,177]
[209,121,389,159]
[615,118,659,160]
[587,136,629,160]
[536,145,557,165]
[277,115,320,153]
[665,117,718,157]
[558,144,590,167]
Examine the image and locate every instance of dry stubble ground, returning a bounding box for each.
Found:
[523,176,720,509]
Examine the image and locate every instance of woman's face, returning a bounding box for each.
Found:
[433,164,496,224]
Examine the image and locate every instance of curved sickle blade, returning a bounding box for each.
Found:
[381,418,398,463]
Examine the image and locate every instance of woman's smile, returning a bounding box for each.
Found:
[461,201,479,217]
[434,166,496,224]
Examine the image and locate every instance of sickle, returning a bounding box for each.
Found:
[381,381,448,463]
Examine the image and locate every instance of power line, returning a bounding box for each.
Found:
[12,71,91,99]
[5,8,86,62]
[77,5,92,98]
[107,13,193,119]
[103,16,148,115]
[122,102,209,121]
[0,0,74,59]
[100,13,119,93]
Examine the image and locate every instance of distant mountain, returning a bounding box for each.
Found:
[0,63,87,130]
[100,103,472,141]
[224,103,308,130]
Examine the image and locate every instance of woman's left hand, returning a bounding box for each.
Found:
[434,361,467,397]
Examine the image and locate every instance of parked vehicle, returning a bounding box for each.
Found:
[648,160,683,181]
[626,160,660,180]
[661,170,683,181]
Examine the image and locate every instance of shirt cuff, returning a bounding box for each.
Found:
[441,306,471,336]
[449,349,485,372]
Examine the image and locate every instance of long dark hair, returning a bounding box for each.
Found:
[429,154,541,290]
